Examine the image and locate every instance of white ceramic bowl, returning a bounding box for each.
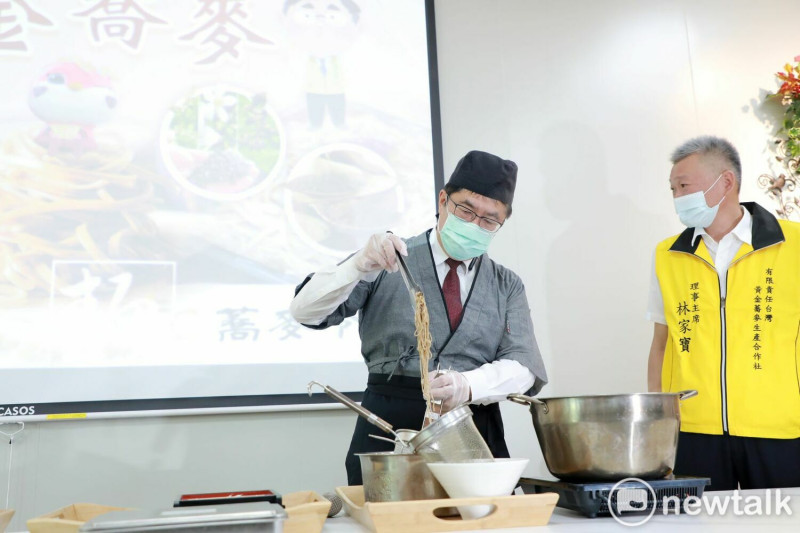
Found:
[426,458,530,519]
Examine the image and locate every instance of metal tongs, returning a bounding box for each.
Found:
[395,250,422,305]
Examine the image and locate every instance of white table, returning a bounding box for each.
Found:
[322,487,800,532]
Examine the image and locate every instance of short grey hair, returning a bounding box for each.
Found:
[670,136,741,187]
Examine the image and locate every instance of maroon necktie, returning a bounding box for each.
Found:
[443,258,463,331]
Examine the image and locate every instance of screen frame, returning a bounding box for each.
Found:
[0,0,444,422]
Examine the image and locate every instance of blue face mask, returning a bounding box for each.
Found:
[673,173,725,228]
[439,213,495,260]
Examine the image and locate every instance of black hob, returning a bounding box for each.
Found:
[518,476,711,518]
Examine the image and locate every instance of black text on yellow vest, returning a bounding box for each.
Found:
[656,203,800,438]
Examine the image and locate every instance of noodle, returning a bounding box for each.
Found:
[0,133,167,305]
[413,289,436,423]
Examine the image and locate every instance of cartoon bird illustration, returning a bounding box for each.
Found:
[28,62,117,154]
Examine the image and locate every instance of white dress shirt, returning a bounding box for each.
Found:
[290,229,535,403]
[647,207,752,324]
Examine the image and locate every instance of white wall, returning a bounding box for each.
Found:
[434,0,796,388]
[0,410,357,532]
[2,0,798,530]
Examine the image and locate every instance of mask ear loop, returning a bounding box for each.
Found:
[0,422,24,511]
[704,172,725,195]
[705,172,729,208]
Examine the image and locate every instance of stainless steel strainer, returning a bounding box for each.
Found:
[409,404,493,462]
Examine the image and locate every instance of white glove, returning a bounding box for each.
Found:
[353,232,408,274]
[429,370,471,413]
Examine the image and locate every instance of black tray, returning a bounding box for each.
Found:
[174,489,282,507]
[519,476,710,518]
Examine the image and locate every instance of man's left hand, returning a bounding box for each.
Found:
[429,371,471,412]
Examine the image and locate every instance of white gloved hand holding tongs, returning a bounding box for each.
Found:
[353,232,408,274]
[429,369,471,413]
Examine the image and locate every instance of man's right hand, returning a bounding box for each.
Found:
[353,232,408,274]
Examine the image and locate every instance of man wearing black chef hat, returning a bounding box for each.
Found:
[291,150,548,485]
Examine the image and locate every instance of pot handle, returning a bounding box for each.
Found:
[507,393,549,414]
[308,381,397,437]
[677,389,698,400]
[368,434,397,445]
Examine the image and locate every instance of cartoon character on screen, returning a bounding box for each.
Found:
[28,61,117,155]
[283,0,362,129]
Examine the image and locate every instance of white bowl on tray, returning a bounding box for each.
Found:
[426,458,530,519]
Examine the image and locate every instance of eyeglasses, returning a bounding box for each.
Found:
[446,195,504,233]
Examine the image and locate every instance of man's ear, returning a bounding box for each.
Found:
[723,169,737,194]
[437,189,447,213]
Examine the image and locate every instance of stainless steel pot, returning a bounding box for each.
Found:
[508,390,698,481]
[357,452,448,502]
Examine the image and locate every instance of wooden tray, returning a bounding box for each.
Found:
[0,509,14,533]
[27,503,130,533]
[335,485,558,532]
[283,490,330,533]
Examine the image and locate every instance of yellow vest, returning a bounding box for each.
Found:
[656,202,800,439]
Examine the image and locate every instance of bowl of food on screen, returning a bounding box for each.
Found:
[160,86,285,201]
[283,144,403,253]
[425,458,530,519]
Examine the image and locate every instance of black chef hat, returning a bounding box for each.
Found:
[446,150,517,206]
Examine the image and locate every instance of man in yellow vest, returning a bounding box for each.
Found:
[647,136,800,490]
